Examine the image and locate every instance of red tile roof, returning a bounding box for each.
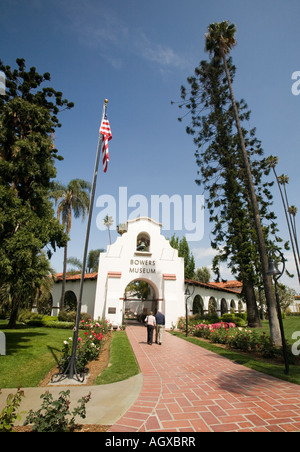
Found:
[208,280,243,292]
[185,279,242,294]
[54,272,98,282]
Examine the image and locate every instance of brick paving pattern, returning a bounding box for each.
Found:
[109,324,300,432]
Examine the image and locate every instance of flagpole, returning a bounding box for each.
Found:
[52,99,108,382]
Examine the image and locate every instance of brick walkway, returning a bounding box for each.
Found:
[109,324,300,432]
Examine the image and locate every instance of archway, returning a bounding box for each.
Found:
[193,295,204,316]
[64,291,77,311]
[123,278,158,323]
[208,297,217,316]
[220,298,228,316]
[230,299,236,313]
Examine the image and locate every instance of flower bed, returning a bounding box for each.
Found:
[58,319,112,374]
[179,321,295,361]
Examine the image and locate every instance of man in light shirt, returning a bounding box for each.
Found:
[145,311,156,345]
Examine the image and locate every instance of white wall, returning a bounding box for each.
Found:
[94,217,185,328]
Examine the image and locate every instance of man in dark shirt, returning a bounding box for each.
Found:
[155,311,165,345]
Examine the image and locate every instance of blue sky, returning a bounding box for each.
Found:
[1,0,300,291]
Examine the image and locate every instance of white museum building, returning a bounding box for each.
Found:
[51,217,246,328]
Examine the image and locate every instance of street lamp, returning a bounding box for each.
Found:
[267,251,289,375]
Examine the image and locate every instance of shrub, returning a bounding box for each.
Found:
[43,321,74,329]
[58,319,106,373]
[189,323,297,363]
[24,390,91,432]
[58,310,77,322]
[221,313,247,327]
[0,387,25,432]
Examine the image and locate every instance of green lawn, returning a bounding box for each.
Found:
[0,321,140,389]
[260,317,300,343]
[0,320,71,388]
[95,331,140,385]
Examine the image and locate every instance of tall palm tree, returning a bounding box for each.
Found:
[51,179,91,309]
[267,156,300,285]
[205,21,281,345]
[103,215,113,245]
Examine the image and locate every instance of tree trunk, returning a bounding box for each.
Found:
[8,296,21,329]
[243,279,262,328]
[61,242,68,311]
[221,52,281,345]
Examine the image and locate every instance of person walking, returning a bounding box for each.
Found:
[155,310,165,345]
[145,311,156,345]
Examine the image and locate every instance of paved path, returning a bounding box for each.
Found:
[109,324,300,432]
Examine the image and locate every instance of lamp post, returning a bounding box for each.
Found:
[267,251,289,375]
[184,284,195,337]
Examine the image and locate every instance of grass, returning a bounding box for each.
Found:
[0,320,139,389]
[0,317,299,388]
[0,320,71,388]
[259,317,300,343]
[95,331,140,385]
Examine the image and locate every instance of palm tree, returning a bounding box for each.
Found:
[267,156,300,284]
[103,215,113,245]
[205,21,281,345]
[67,249,104,273]
[51,179,91,309]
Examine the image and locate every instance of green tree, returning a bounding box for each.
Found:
[51,179,91,309]
[204,21,281,343]
[176,22,281,341]
[194,267,211,284]
[87,248,103,272]
[179,57,267,326]
[0,58,71,327]
[169,235,195,279]
[67,249,104,273]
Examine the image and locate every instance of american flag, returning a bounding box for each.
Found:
[99,114,112,173]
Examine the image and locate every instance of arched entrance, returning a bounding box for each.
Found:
[123,278,159,323]
[64,290,77,311]
[192,295,204,316]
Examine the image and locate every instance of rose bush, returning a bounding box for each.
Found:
[58,319,110,373]
[178,321,285,360]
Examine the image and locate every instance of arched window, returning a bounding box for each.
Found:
[65,291,77,311]
[208,297,217,315]
[230,299,236,313]
[193,295,204,316]
[136,232,150,252]
[221,298,228,316]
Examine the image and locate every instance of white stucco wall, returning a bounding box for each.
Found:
[94,217,185,328]
[51,277,97,316]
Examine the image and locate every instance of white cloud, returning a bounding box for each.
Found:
[137,32,189,69]
[63,3,188,72]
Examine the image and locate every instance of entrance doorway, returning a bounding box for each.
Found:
[123,279,158,323]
